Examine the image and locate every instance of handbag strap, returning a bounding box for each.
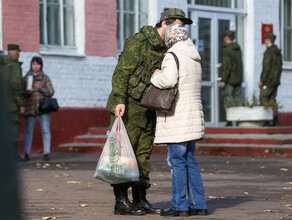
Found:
[168,52,179,71]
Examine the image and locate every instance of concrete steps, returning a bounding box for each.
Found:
[58,127,292,157]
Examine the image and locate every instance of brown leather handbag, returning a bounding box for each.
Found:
[140,52,179,113]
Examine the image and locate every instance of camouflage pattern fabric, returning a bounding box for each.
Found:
[260,45,282,116]
[221,42,243,86]
[106,25,167,188]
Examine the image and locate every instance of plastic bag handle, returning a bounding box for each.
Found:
[116,116,121,132]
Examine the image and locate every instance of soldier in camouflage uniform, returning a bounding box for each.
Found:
[106,8,193,216]
[219,30,243,126]
[0,44,25,159]
[259,33,282,126]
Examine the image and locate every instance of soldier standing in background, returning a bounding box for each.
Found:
[106,8,193,216]
[0,44,25,160]
[259,33,282,126]
[219,30,243,126]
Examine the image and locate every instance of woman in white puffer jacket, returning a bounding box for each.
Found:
[151,24,208,217]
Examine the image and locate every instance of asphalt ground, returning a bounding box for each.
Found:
[18,153,292,220]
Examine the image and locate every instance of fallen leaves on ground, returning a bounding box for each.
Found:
[243,192,249,195]
[153,183,157,186]
[208,196,225,199]
[63,173,71,177]
[260,166,265,169]
[56,164,62,168]
[36,188,44,192]
[67,181,81,184]
[264,210,273,212]
[79,204,88,207]
[280,168,288,171]
[286,204,292,207]
[283,187,292,190]
[285,182,292,185]
[41,217,57,220]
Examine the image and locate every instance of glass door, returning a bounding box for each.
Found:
[189,11,235,127]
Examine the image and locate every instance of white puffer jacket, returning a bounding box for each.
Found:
[151,38,205,144]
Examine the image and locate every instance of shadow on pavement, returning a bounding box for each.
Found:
[155,196,252,214]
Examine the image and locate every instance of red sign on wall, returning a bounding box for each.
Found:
[262,24,274,44]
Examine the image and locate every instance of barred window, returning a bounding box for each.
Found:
[117,0,148,51]
[40,0,75,47]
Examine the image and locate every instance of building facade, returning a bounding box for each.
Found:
[0,0,291,150]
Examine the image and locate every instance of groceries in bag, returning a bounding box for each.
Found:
[94,116,139,184]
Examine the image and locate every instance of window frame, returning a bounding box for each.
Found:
[39,0,85,56]
[187,0,246,14]
[117,0,148,52]
[281,0,292,68]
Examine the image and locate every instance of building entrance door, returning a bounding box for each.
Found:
[189,11,236,127]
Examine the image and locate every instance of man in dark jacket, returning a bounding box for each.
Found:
[106,8,193,216]
[220,30,243,126]
[0,44,25,159]
[259,33,282,126]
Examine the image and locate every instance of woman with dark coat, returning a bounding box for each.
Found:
[23,56,54,161]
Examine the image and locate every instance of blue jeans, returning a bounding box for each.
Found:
[167,141,207,211]
[24,113,51,154]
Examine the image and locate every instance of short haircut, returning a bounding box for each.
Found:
[30,56,43,71]
[155,18,176,28]
[226,34,235,41]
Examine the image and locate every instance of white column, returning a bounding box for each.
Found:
[74,0,85,55]
[244,0,255,100]
[148,0,158,26]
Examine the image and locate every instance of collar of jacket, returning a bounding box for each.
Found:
[28,70,44,79]
[140,26,166,50]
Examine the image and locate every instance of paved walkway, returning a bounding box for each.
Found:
[19,153,292,220]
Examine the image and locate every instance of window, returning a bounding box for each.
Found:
[283,0,292,62]
[117,0,148,51]
[188,0,244,9]
[40,0,75,48]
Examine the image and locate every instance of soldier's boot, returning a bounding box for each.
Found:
[113,186,145,215]
[132,185,162,214]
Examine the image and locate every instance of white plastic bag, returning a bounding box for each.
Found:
[94,116,139,184]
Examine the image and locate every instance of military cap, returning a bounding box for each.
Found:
[264,33,276,41]
[7,44,21,51]
[160,8,193,24]
[224,30,235,38]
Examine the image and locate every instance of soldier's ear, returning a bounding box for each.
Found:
[161,20,168,29]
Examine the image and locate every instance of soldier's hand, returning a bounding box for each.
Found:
[115,104,125,117]
[258,82,263,88]
[217,63,222,68]
[20,107,25,115]
[220,82,225,88]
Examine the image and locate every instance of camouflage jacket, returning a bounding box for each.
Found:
[221,42,243,86]
[106,26,167,128]
[261,45,282,87]
[0,55,25,113]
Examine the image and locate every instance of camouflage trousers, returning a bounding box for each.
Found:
[9,111,21,150]
[260,86,278,116]
[222,84,242,109]
[109,113,155,190]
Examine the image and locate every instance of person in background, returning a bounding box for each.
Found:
[151,24,208,217]
[106,8,193,216]
[219,30,243,126]
[0,44,25,161]
[23,56,54,161]
[258,33,282,126]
